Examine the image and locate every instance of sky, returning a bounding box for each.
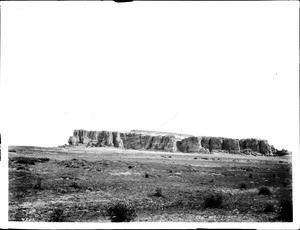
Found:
[1,1,299,152]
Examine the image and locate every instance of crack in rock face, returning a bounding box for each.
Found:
[68,129,283,156]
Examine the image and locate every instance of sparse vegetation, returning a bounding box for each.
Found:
[107,201,137,222]
[9,146,292,222]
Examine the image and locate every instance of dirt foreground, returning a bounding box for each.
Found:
[8,146,292,222]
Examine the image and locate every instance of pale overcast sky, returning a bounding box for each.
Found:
[1,2,299,152]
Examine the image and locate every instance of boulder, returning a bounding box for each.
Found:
[209,137,223,151]
[222,138,240,153]
[259,140,272,155]
[68,136,78,146]
[113,132,124,148]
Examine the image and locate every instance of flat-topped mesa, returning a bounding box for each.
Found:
[68,129,279,156]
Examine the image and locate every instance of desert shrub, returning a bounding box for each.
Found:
[240,183,247,190]
[16,165,27,171]
[13,207,27,221]
[258,186,272,195]
[70,181,80,189]
[278,196,293,221]
[33,178,43,190]
[49,208,65,222]
[282,181,288,187]
[203,193,223,209]
[264,203,275,213]
[14,157,36,165]
[153,187,163,197]
[107,201,137,222]
[13,157,50,165]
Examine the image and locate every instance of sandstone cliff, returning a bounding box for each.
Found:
[68,129,282,156]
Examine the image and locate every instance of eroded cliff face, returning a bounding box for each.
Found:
[68,129,279,155]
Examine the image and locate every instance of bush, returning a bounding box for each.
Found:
[33,178,43,190]
[107,201,137,222]
[278,196,293,221]
[49,208,65,222]
[70,181,80,189]
[258,186,272,195]
[153,187,163,197]
[264,203,275,213]
[240,183,247,190]
[203,193,223,209]
[13,157,50,165]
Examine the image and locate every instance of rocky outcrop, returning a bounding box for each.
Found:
[180,137,209,153]
[98,131,114,147]
[160,136,178,152]
[68,129,282,156]
[140,135,154,149]
[239,138,260,152]
[222,138,240,153]
[275,149,291,156]
[68,136,78,146]
[201,137,210,150]
[149,136,164,150]
[259,140,272,155]
[209,137,223,151]
[113,132,124,148]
